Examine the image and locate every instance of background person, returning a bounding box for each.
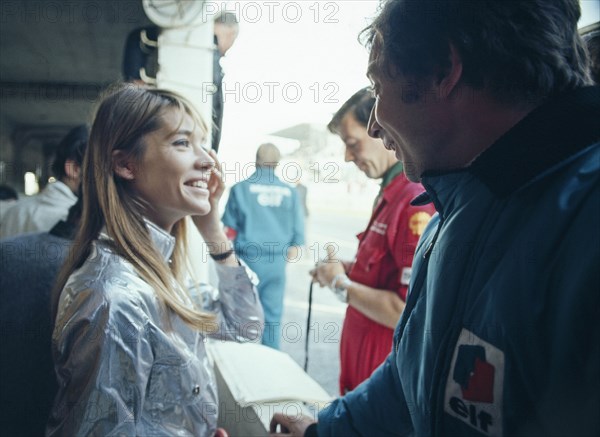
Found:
[122,26,160,84]
[0,125,88,238]
[222,143,305,349]
[121,11,239,154]
[0,184,18,226]
[0,198,81,436]
[295,181,309,219]
[312,87,434,394]
[271,0,599,435]
[47,85,263,435]
[212,11,240,152]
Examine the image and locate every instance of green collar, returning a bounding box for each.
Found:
[373,162,404,209]
[380,161,404,189]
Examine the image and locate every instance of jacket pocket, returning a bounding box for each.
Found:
[146,357,203,409]
[353,247,386,276]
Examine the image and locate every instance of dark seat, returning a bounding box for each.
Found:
[0,231,71,436]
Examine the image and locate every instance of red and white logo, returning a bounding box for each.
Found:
[444,329,504,436]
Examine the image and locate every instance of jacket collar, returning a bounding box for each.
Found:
[470,86,600,198]
[43,180,78,202]
[253,166,278,181]
[98,219,175,262]
[145,219,176,261]
[417,86,600,209]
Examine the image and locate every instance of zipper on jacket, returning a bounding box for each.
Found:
[394,217,443,355]
[423,221,442,259]
[430,201,505,436]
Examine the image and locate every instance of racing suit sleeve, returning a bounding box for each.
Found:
[290,187,305,247]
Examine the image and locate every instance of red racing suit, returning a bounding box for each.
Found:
[340,168,435,394]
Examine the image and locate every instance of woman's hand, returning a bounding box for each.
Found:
[190,150,239,266]
[206,149,225,211]
[192,149,226,238]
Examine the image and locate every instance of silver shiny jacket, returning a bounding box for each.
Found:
[47,221,264,436]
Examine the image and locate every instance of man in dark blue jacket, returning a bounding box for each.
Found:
[271,1,599,435]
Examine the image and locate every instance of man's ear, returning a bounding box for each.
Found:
[438,43,463,99]
[112,150,136,180]
[64,159,81,181]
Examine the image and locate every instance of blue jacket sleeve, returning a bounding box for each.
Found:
[317,351,414,436]
[222,185,241,231]
[290,188,305,246]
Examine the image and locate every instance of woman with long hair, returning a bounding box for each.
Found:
[47,84,264,435]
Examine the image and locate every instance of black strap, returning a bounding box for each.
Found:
[304,423,319,437]
[304,281,314,372]
[209,249,234,261]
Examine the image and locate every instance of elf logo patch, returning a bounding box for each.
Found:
[444,329,504,436]
[454,345,495,403]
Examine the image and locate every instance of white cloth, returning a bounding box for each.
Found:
[0,199,18,227]
[0,181,77,238]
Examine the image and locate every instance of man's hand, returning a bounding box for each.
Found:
[287,245,301,262]
[309,244,345,287]
[269,413,315,437]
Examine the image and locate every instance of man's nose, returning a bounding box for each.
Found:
[367,105,381,139]
[344,147,354,162]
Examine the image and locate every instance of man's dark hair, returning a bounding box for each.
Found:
[328,87,376,134]
[51,125,89,180]
[362,0,592,104]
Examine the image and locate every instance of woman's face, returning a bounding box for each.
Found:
[130,108,214,231]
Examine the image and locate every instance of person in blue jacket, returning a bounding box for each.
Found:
[223,143,305,349]
[270,0,599,435]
